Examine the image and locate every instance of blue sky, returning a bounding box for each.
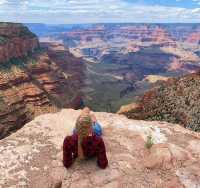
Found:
[0,0,200,24]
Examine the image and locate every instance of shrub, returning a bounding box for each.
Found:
[0,36,8,45]
[0,93,6,112]
[145,134,154,149]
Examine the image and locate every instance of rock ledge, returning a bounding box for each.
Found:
[0,109,200,188]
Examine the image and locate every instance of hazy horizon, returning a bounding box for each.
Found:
[1,22,200,25]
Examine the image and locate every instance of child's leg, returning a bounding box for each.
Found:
[63,135,77,168]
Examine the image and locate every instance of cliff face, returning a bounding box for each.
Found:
[186,32,200,44]
[0,23,39,63]
[0,23,85,139]
[0,109,200,188]
[119,71,200,132]
[60,25,176,48]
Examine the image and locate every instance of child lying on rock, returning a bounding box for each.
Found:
[63,114,108,169]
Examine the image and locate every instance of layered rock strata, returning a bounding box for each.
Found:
[0,23,85,139]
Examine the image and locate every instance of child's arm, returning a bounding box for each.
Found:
[93,122,103,136]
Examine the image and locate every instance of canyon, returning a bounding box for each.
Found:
[1,22,200,139]
[31,23,200,112]
[0,23,85,139]
[0,22,200,188]
[1,22,200,138]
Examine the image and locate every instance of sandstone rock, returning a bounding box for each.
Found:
[187,140,200,155]
[117,103,142,114]
[144,143,192,170]
[0,109,199,188]
[144,144,172,169]
[176,162,200,188]
[159,177,184,188]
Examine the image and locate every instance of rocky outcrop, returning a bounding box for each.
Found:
[0,109,200,188]
[119,71,200,132]
[186,32,200,44]
[0,23,39,63]
[0,24,86,139]
[0,47,85,138]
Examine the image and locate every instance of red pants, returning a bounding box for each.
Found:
[63,134,108,169]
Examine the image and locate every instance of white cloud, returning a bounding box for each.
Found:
[0,0,7,5]
[0,0,200,23]
[192,0,200,4]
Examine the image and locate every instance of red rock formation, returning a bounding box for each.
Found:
[0,23,39,63]
[0,47,86,138]
[186,32,200,44]
[150,27,176,47]
[60,25,176,47]
[0,23,86,139]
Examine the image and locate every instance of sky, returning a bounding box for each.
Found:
[0,0,200,24]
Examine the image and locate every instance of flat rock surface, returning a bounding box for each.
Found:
[0,109,200,188]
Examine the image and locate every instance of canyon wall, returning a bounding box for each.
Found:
[56,23,200,47]
[59,25,177,48]
[0,23,39,63]
[186,32,200,44]
[0,23,85,139]
[119,71,200,132]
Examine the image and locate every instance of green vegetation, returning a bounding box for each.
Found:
[84,63,140,112]
[0,92,6,112]
[0,58,25,72]
[127,74,200,132]
[0,36,8,45]
[0,55,39,74]
[0,22,36,38]
[19,27,36,38]
[145,135,154,149]
[27,47,44,57]
[92,62,129,72]
[30,59,38,66]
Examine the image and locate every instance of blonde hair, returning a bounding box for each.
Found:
[76,115,92,159]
